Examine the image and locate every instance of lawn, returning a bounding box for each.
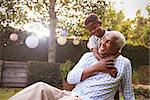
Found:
[0,88,22,100]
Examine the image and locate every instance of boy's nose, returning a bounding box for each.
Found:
[91,30,96,34]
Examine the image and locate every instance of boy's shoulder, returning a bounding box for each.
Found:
[89,35,100,40]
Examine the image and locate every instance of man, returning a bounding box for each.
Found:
[9,31,135,100]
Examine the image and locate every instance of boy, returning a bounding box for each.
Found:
[85,13,105,60]
[85,13,119,78]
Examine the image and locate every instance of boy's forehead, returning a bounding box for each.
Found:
[86,21,100,28]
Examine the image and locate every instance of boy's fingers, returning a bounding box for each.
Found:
[105,57,115,62]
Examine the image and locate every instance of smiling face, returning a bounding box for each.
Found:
[85,21,104,38]
[98,33,120,58]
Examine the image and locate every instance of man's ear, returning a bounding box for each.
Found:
[113,50,121,58]
[118,50,121,54]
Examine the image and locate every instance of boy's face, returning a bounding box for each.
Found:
[85,21,104,38]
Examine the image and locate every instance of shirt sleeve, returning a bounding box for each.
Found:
[120,59,135,100]
[87,35,98,50]
[67,53,90,84]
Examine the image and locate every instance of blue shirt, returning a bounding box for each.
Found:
[67,52,135,100]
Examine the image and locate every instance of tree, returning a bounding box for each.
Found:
[0,0,110,63]
[57,0,110,39]
[1,0,149,63]
[0,0,57,63]
[132,9,149,47]
[48,0,56,63]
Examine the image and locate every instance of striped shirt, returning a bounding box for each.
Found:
[67,52,135,100]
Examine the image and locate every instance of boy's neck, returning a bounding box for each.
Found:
[98,29,105,38]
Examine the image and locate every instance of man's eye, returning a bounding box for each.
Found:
[101,37,105,40]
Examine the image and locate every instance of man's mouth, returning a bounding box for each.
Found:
[99,46,105,53]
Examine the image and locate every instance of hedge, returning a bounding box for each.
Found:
[0,40,149,69]
[27,61,62,88]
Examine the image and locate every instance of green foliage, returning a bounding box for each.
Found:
[0,0,149,47]
[134,87,150,99]
[132,65,150,85]
[0,88,22,100]
[60,60,75,80]
[0,0,50,32]
[27,61,62,88]
[57,0,110,39]
[132,70,139,84]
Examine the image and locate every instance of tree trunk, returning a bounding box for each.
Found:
[48,0,56,63]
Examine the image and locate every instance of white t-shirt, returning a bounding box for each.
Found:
[87,35,101,50]
[87,30,111,50]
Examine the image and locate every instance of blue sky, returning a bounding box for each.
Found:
[111,0,149,19]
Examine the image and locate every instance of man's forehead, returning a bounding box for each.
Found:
[103,33,117,41]
[103,33,111,38]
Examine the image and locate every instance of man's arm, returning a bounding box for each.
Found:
[67,53,117,84]
[67,53,91,84]
[63,80,75,91]
[120,59,135,100]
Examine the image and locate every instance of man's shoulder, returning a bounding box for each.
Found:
[82,52,95,58]
[117,55,130,63]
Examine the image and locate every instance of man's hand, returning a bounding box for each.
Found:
[63,80,75,91]
[107,67,118,78]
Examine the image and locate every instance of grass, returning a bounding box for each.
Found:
[0,88,22,100]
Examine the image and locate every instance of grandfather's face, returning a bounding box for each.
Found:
[98,33,119,58]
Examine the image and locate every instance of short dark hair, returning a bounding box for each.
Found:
[85,13,102,26]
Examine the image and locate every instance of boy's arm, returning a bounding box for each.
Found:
[88,35,101,60]
[87,35,98,50]
[91,48,101,60]
[81,58,117,81]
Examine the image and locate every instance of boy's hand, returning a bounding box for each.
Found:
[95,53,101,61]
[94,58,118,78]
[94,58,115,72]
[107,67,118,78]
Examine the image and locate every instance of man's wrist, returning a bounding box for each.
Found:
[92,64,99,72]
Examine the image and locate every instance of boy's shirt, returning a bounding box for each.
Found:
[87,35,101,50]
[87,31,112,50]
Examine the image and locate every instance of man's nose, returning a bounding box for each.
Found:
[101,41,106,47]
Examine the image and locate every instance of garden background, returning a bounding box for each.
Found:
[0,0,149,99]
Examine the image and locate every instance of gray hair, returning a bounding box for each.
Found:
[106,31,126,51]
